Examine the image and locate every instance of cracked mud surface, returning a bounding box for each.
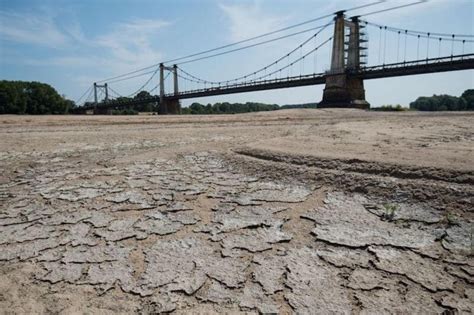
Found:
[1,110,473,314]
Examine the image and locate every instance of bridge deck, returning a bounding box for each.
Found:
[82,54,474,110]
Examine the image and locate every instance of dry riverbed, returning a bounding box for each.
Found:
[0,109,473,314]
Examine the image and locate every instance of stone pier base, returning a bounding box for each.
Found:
[93,107,113,115]
[319,74,370,110]
[159,99,181,115]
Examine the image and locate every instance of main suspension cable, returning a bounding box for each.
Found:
[75,85,93,105]
[92,1,386,84]
[178,20,333,84]
[126,66,160,98]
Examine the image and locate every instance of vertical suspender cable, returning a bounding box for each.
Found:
[438,38,442,58]
[404,30,408,63]
[300,45,303,77]
[302,56,305,77]
[378,26,382,64]
[287,55,290,77]
[451,35,455,59]
[314,35,318,73]
[397,31,400,62]
[75,85,93,106]
[462,40,465,59]
[383,26,387,65]
[275,61,278,80]
[417,35,420,59]
[83,86,94,105]
[426,32,430,60]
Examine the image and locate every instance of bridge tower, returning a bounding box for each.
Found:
[319,12,370,109]
[159,63,181,115]
[93,82,109,105]
[93,82,110,114]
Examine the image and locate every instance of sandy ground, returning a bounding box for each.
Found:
[0,109,473,314]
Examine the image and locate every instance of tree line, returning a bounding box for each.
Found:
[0,80,75,114]
[409,89,473,111]
[181,102,280,114]
[1,80,473,115]
[104,91,157,113]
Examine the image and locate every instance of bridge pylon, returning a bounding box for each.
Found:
[319,12,370,109]
[159,63,181,115]
[93,82,109,114]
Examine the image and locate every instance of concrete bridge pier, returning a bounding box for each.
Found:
[319,12,370,109]
[160,99,181,115]
[319,77,368,109]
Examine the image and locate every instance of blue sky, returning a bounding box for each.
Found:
[0,0,473,107]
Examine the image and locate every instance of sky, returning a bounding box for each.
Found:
[0,0,473,107]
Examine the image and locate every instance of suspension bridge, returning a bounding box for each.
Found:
[77,4,474,114]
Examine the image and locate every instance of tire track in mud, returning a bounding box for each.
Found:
[234,147,474,185]
[227,148,474,213]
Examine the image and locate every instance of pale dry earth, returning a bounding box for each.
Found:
[0,109,473,314]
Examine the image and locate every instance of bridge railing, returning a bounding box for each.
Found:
[167,72,326,97]
[359,54,474,72]
[172,54,473,97]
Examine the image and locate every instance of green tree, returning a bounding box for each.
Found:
[461,89,474,110]
[133,91,156,112]
[0,80,74,114]
[189,102,204,114]
[182,101,280,115]
[135,91,151,99]
[410,90,473,111]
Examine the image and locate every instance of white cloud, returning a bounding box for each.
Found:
[24,56,95,68]
[219,2,287,41]
[355,0,453,24]
[63,19,88,45]
[0,11,69,48]
[96,18,169,66]
[4,12,170,94]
